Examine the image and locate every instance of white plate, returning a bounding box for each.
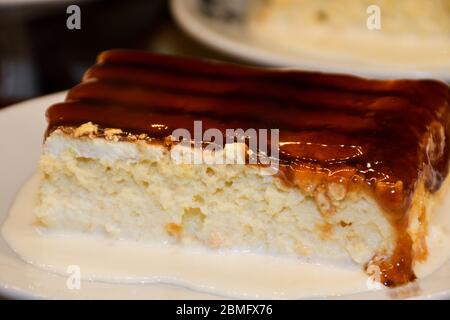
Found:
[170,0,450,81]
[0,93,449,299]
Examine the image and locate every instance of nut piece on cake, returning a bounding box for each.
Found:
[35,50,450,287]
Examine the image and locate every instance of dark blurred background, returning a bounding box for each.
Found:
[0,0,228,108]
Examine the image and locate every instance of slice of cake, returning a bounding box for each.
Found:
[35,50,450,287]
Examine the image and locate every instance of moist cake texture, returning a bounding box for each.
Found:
[36,50,450,287]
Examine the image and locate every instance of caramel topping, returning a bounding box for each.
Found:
[46,50,450,286]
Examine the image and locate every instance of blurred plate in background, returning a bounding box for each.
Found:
[171,0,450,80]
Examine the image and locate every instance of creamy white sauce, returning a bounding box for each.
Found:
[414,185,450,279]
[2,174,450,298]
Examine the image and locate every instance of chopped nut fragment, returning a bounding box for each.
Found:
[314,184,335,216]
[73,122,98,138]
[127,134,138,142]
[327,182,347,201]
[104,128,123,138]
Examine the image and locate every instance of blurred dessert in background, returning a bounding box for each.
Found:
[249,0,450,69]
